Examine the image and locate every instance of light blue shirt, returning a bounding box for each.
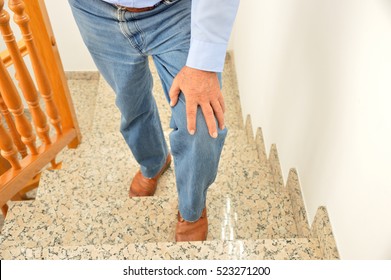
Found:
[102,0,240,72]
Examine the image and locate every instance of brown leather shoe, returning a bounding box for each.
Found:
[129,154,172,197]
[175,208,208,242]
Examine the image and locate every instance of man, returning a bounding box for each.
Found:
[68,0,239,241]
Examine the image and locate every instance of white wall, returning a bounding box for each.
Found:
[1,1,96,71]
[233,0,391,259]
[45,0,97,71]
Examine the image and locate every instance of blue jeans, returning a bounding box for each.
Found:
[68,0,227,222]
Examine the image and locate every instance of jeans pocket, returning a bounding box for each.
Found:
[68,0,84,8]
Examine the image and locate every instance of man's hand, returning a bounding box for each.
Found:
[169,66,225,138]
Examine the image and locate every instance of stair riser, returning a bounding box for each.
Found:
[0,238,322,260]
[1,189,297,249]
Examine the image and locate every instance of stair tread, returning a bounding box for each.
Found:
[36,128,270,201]
[0,237,322,260]
[0,187,298,250]
[58,128,257,164]
[67,78,100,133]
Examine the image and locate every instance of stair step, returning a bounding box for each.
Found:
[36,129,266,201]
[67,77,100,133]
[0,186,297,251]
[0,238,321,260]
[59,128,257,168]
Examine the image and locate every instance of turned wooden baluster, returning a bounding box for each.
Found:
[0,91,28,158]
[0,114,21,170]
[0,61,37,155]
[8,0,62,136]
[0,0,51,145]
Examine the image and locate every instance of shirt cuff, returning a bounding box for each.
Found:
[186,39,228,73]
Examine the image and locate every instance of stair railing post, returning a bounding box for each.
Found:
[0,56,37,155]
[23,0,81,148]
[0,114,21,170]
[1,0,52,145]
[0,92,28,158]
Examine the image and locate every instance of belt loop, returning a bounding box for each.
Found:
[115,4,125,11]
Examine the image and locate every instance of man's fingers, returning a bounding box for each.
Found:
[201,103,218,138]
[169,78,180,107]
[170,66,225,137]
[211,99,225,130]
[218,93,226,113]
[186,102,197,135]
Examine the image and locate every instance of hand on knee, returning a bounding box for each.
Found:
[169,66,225,138]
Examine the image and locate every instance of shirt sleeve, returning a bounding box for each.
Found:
[185,0,240,73]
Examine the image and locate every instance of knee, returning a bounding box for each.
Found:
[189,108,227,160]
[170,96,228,155]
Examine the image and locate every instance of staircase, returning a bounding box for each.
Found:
[0,54,338,260]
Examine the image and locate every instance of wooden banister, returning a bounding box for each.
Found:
[0,128,77,210]
[0,114,21,170]
[24,0,81,148]
[0,0,81,217]
[0,154,11,176]
[0,92,28,157]
[0,39,27,67]
[1,1,51,145]
[9,0,62,137]
[0,58,38,155]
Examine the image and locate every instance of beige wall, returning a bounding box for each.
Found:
[233,0,391,259]
[45,0,97,71]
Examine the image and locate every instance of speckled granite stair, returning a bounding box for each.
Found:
[0,183,297,252]
[36,128,268,200]
[0,54,315,260]
[34,53,268,200]
[66,76,100,133]
[0,238,322,260]
[42,63,258,200]
[29,138,297,245]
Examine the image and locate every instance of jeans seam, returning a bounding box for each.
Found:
[117,8,145,56]
[131,14,146,51]
[178,94,186,105]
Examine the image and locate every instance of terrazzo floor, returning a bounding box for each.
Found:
[0,55,324,260]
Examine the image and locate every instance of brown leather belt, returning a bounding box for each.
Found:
[117,1,163,13]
